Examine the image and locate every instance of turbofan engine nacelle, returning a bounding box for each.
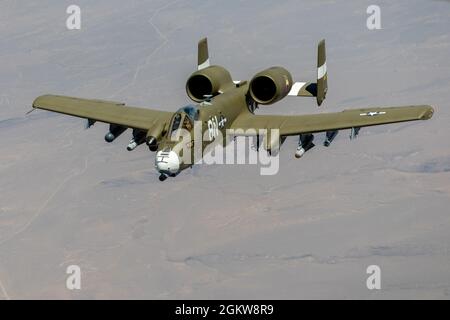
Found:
[186,65,233,102]
[249,66,293,105]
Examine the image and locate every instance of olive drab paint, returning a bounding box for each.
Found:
[31,37,434,180]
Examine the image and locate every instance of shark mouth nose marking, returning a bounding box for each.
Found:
[155,151,180,175]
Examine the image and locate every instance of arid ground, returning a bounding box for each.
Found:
[0,0,449,299]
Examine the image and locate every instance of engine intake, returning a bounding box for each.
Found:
[249,67,293,105]
[186,65,233,102]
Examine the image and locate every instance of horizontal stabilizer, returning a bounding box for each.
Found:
[288,82,317,97]
[288,39,327,106]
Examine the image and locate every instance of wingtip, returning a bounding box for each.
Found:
[31,96,41,110]
[32,94,52,108]
[29,94,52,114]
[420,105,435,120]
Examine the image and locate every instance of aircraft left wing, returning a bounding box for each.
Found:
[32,94,173,130]
[230,105,434,136]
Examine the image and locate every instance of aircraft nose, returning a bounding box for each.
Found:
[155,150,180,175]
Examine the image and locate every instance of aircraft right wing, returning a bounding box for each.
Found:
[230,105,434,137]
[32,94,173,130]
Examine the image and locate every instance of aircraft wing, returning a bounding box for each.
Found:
[32,94,173,130]
[230,105,434,136]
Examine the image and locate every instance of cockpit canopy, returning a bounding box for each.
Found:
[178,105,199,121]
[168,105,199,138]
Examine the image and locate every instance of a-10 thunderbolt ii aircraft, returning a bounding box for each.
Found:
[31,38,434,181]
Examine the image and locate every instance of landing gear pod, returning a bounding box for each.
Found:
[262,132,286,156]
[145,122,167,152]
